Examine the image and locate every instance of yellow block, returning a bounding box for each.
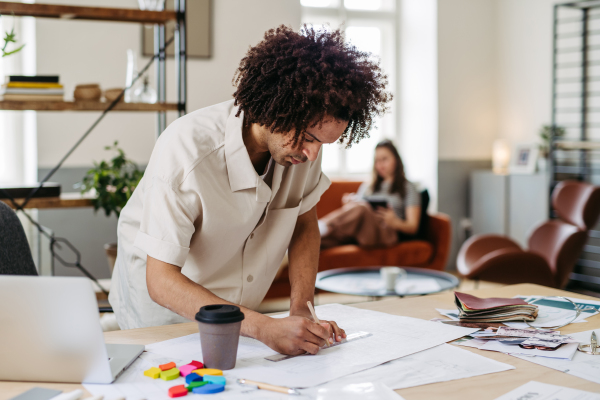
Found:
[143,367,161,379]
[160,368,180,381]
[192,368,223,376]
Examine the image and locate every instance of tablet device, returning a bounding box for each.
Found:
[367,199,388,209]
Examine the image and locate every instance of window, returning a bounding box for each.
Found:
[301,0,397,176]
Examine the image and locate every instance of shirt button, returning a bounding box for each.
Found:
[247,275,254,283]
[250,233,254,239]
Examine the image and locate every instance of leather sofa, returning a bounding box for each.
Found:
[264,180,452,298]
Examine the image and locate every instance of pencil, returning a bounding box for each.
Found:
[307,300,331,347]
[238,379,300,395]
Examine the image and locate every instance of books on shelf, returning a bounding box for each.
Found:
[1,75,63,101]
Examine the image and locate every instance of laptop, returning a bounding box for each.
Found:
[0,276,144,384]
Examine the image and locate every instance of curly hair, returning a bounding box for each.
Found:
[233,25,392,148]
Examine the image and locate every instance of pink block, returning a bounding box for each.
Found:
[179,364,197,377]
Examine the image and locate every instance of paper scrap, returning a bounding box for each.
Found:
[494,381,600,400]
[513,329,600,385]
[480,340,578,360]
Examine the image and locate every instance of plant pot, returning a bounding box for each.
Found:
[104,242,118,274]
[74,84,102,101]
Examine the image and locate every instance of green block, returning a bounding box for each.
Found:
[187,381,208,391]
[160,368,180,381]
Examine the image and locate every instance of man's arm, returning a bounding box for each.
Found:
[287,206,346,342]
[146,255,333,355]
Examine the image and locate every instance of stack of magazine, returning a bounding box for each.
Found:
[454,291,538,322]
[1,75,64,101]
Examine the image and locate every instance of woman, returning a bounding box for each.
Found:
[318,140,422,248]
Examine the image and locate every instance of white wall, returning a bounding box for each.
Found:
[399,0,439,210]
[35,0,301,168]
[496,0,555,146]
[437,0,498,161]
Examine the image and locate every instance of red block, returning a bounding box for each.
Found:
[168,385,188,398]
[189,360,204,369]
[159,362,177,371]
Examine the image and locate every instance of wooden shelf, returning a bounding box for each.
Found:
[0,100,179,112]
[1,193,94,210]
[555,141,600,150]
[0,2,176,24]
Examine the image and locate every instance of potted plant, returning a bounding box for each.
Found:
[2,16,25,57]
[79,141,143,273]
[538,124,566,171]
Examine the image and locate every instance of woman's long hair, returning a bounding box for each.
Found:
[370,140,407,198]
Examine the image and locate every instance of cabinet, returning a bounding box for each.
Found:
[470,170,549,247]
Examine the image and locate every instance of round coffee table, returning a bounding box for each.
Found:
[315,266,459,297]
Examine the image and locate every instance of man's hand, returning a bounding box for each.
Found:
[258,316,335,355]
[290,307,347,345]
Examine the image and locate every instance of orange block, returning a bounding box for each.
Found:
[168,384,188,398]
[159,362,177,371]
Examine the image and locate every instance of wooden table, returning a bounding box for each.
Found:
[2,283,599,399]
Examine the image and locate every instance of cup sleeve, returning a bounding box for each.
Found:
[134,177,199,267]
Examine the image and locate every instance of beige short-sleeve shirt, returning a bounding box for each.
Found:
[109,100,331,329]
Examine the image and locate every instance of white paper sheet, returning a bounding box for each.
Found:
[145,304,478,388]
[480,340,578,360]
[513,329,600,385]
[314,382,405,400]
[302,343,513,392]
[83,352,287,400]
[494,381,600,400]
[84,344,510,400]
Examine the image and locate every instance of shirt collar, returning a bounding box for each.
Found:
[224,104,272,202]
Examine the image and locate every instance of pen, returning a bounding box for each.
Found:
[237,378,300,395]
[307,301,332,346]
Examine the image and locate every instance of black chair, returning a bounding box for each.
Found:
[0,201,38,276]
[0,201,112,313]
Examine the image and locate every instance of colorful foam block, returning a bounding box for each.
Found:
[185,373,203,385]
[192,368,223,377]
[202,375,226,386]
[160,368,180,381]
[168,385,188,398]
[192,384,225,395]
[179,364,197,377]
[187,381,208,391]
[143,367,161,379]
[189,360,204,369]
[159,362,177,371]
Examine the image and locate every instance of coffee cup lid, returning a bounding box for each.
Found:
[195,304,245,324]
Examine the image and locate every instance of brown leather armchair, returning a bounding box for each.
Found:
[457,180,600,288]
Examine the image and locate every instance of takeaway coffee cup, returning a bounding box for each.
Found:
[380,267,407,292]
[195,304,245,370]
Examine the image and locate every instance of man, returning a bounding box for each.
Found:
[110,25,391,356]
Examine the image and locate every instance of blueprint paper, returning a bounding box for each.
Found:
[494,381,600,400]
[513,329,600,384]
[83,344,510,399]
[314,382,405,400]
[145,304,478,388]
[302,343,514,392]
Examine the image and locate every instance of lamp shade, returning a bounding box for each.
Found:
[492,139,510,174]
